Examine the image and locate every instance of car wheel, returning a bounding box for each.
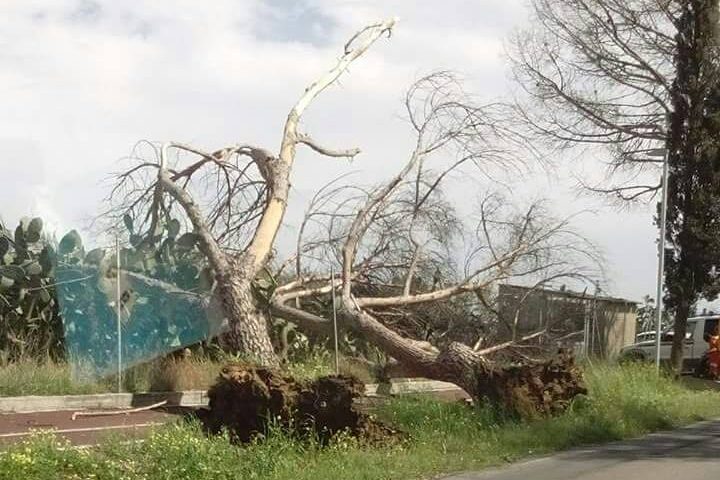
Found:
[694,354,710,378]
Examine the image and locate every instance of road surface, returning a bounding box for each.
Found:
[0,388,468,448]
[445,419,720,480]
[0,408,186,447]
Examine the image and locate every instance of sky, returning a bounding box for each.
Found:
[0,0,662,302]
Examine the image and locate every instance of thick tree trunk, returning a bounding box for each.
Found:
[670,299,691,376]
[404,341,585,418]
[216,274,278,366]
[338,305,585,417]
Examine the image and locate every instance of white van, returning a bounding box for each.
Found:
[618,315,720,373]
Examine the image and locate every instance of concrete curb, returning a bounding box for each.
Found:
[0,379,463,413]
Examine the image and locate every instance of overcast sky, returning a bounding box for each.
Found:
[0,0,663,302]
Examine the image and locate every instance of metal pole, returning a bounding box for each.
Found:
[583,312,589,358]
[116,235,122,393]
[591,282,600,357]
[655,148,670,373]
[331,265,339,375]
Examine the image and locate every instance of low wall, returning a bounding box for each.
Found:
[0,379,465,413]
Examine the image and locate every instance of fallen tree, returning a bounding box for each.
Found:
[108,18,598,415]
[268,71,597,413]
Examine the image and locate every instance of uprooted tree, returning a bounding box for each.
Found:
[108,19,596,412]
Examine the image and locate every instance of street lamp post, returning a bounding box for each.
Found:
[649,147,670,373]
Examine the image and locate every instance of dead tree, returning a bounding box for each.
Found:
[108,21,598,411]
[270,72,599,408]
[109,19,398,366]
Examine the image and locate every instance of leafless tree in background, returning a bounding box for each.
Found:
[509,0,676,201]
[511,0,720,377]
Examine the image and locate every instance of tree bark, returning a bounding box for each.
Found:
[337,301,584,417]
[670,298,691,375]
[216,273,277,366]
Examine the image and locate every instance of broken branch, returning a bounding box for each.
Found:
[297,133,361,159]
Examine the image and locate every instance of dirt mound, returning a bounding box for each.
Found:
[200,364,399,444]
[474,351,587,419]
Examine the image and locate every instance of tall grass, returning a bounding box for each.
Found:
[0,357,225,396]
[117,357,222,393]
[0,351,376,397]
[3,363,720,480]
[280,347,375,383]
[0,360,105,396]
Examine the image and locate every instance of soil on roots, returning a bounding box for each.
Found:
[198,364,400,444]
[473,350,587,419]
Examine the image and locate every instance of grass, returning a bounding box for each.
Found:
[2,363,720,480]
[0,350,377,397]
[0,357,224,396]
[0,360,105,397]
[280,347,376,384]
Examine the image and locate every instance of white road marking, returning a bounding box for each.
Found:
[0,422,163,439]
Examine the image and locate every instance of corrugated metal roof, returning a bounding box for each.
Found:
[499,283,638,306]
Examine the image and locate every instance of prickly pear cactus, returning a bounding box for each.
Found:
[0,217,63,361]
[112,214,213,293]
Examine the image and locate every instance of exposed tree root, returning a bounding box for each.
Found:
[470,351,587,419]
[198,364,401,444]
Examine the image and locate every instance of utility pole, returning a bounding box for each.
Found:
[650,147,670,373]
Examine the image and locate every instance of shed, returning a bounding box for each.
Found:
[497,284,638,359]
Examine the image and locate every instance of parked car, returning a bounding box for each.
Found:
[618,315,720,373]
[635,331,656,343]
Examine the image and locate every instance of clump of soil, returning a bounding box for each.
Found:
[474,350,587,419]
[198,364,400,444]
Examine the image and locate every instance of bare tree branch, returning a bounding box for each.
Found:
[245,18,398,276]
[506,0,677,202]
[475,329,547,355]
[297,133,361,159]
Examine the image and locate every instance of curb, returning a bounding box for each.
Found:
[0,379,464,413]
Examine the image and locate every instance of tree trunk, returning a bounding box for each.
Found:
[338,306,585,417]
[430,342,586,418]
[670,299,691,376]
[216,274,278,366]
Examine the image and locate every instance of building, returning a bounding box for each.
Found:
[497,284,638,359]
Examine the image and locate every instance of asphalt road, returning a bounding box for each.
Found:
[444,419,720,480]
